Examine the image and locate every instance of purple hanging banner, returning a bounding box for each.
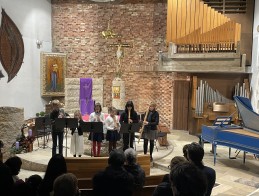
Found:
[80,78,94,115]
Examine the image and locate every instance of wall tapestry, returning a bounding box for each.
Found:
[0,9,24,83]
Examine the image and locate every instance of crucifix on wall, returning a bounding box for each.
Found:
[109,36,133,76]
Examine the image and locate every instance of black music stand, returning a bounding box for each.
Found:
[81,122,103,157]
[130,123,141,150]
[35,117,51,149]
[55,118,78,157]
[120,123,141,150]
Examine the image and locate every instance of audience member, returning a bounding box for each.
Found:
[38,154,67,196]
[0,162,14,196]
[26,174,43,196]
[124,148,145,189]
[5,156,23,183]
[170,162,207,196]
[187,142,216,196]
[162,156,186,183]
[53,173,79,196]
[93,149,134,196]
[13,182,34,196]
[182,144,189,160]
[153,156,186,196]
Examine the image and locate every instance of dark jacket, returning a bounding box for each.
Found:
[200,166,216,196]
[124,164,145,190]
[93,166,134,196]
[145,110,159,130]
[70,119,83,136]
[119,110,139,124]
[153,182,173,196]
[50,109,65,132]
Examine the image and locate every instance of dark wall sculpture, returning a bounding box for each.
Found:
[0,9,24,83]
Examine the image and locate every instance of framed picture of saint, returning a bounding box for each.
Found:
[112,86,120,99]
[40,52,67,97]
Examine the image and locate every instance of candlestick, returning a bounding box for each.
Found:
[28,129,32,137]
[15,141,19,150]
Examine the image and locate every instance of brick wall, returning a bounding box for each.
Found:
[51,0,180,127]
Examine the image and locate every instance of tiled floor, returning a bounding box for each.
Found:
[18,130,259,196]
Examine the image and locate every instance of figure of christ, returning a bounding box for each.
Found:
[110,38,132,75]
[51,64,58,91]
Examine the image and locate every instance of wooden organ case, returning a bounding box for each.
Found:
[163,0,253,132]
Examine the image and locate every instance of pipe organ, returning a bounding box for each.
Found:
[190,76,250,135]
[167,0,241,53]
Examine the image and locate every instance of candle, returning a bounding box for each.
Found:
[15,141,19,149]
[28,129,32,137]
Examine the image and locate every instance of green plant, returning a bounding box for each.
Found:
[39,111,45,117]
[36,111,45,117]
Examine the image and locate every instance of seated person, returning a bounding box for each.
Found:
[170,162,208,196]
[182,144,190,160]
[124,148,145,189]
[93,149,134,196]
[5,156,23,183]
[53,173,79,196]
[187,142,216,196]
[162,156,186,183]
[153,156,186,196]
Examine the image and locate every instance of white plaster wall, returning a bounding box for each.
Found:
[0,0,52,119]
[251,0,259,112]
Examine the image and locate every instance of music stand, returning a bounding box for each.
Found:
[55,118,78,157]
[35,117,51,149]
[120,123,140,150]
[81,122,103,157]
[130,123,141,150]
[119,123,131,134]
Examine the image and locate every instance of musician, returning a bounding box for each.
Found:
[105,107,120,153]
[142,102,159,162]
[70,110,84,157]
[89,103,105,157]
[50,100,66,157]
[120,101,139,151]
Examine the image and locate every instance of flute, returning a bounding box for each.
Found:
[128,109,131,124]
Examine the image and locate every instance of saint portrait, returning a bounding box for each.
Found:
[41,52,67,97]
[112,86,120,99]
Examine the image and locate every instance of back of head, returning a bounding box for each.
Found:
[54,173,78,196]
[26,174,43,193]
[44,154,67,183]
[0,162,14,195]
[170,162,207,196]
[187,142,204,167]
[182,144,190,159]
[5,156,22,175]
[108,149,125,168]
[169,156,186,169]
[124,148,137,165]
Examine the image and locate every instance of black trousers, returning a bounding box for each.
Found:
[123,132,134,151]
[52,131,64,157]
[143,139,154,157]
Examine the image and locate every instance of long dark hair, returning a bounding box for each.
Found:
[124,101,135,113]
[38,154,67,195]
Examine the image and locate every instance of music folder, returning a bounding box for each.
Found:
[120,123,131,134]
[119,122,141,134]
[55,118,78,130]
[81,122,103,133]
